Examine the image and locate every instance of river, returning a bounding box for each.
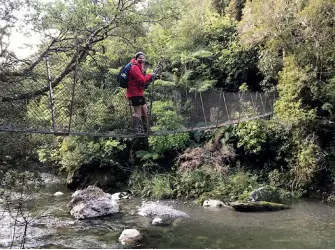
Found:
[1,173,335,249]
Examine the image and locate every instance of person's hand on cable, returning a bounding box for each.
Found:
[151,73,160,80]
[144,73,159,89]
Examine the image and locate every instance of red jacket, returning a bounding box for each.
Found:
[126,59,153,98]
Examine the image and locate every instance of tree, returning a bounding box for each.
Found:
[1,0,150,102]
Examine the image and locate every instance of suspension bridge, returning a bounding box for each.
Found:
[0,83,276,138]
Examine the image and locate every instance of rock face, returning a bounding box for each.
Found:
[119,229,142,247]
[138,201,189,219]
[231,201,289,212]
[67,186,119,219]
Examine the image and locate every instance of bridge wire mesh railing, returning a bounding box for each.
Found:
[0,57,276,137]
[149,87,276,136]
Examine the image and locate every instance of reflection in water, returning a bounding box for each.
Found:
[1,177,335,249]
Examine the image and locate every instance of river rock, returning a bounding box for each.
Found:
[152,217,164,226]
[111,192,130,200]
[54,191,64,197]
[118,229,142,246]
[67,186,119,219]
[138,201,189,219]
[231,201,289,212]
[203,199,226,208]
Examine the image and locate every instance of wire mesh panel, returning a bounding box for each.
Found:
[69,87,132,136]
[1,66,276,137]
[0,65,55,133]
[152,90,276,134]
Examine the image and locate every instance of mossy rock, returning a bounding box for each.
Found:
[249,185,282,203]
[231,201,289,212]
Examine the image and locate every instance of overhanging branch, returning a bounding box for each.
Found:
[2,24,114,102]
[1,1,138,103]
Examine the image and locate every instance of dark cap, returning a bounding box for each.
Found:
[135,51,144,59]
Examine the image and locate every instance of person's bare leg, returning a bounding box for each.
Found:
[132,106,143,132]
[141,104,149,135]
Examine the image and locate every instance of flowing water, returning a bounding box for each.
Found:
[1,174,335,249]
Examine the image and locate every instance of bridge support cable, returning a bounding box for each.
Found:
[238,92,242,122]
[216,88,223,127]
[260,92,266,114]
[148,78,154,129]
[222,91,230,121]
[67,39,80,135]
[250,92,256,110]
[199,92,208,127]
[266,92,275,113]
[255,92,258,110]
[45,54,56,131]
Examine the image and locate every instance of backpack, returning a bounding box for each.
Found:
[117,63,133,88]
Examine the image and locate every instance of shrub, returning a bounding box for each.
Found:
[174,166,225,199]
[128,171,175,199]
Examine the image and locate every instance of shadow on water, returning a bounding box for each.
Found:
[2,174,335,249]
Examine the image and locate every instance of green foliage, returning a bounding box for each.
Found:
[274,56,316,126]
[235,120,267,153]
[148,100,190,155]
[208,171,259,201]
[238,0,303,47]
[215,42,259,89]
[148,134,189,156]
[56,136,125,172]
[257,47,283,90]
[292,135,324,189]
[128,166,263,202]
[128,170,175,199]
[142,173,175,199]
[37,138,62,165]
[174,166,225,199]
[135,150,160,168]
[225,0,246,21]
[321,76,335,118]
[326,195,335,204]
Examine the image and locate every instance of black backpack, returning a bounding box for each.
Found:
[117,63,132,88]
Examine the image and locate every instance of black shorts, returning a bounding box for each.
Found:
[129,96,146,106]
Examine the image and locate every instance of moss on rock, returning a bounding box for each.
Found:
[231,201,289,212]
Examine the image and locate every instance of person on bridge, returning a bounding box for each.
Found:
[126,52,156,134]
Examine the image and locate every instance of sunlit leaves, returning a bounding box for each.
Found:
[274,56,316,126]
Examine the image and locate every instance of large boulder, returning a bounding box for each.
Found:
[67,186,119,219]
[249,186,281,203]
[138,201,189,219]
